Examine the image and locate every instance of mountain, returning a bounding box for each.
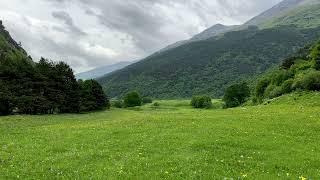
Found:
[245,0,306,26]
[261,1,320,28]
[98,0,320,98]
[0,20,31,64]
[157,24,239,54]
[159,0,318,54]
[190,24,239,42]
[76,61,134,80]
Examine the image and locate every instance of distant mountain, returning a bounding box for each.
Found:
[261,1,320,28]
[190,24,240,41]
[76,61,134,80]
[245,0,306,26]
[98,0,320,98]
[158,24,239,53]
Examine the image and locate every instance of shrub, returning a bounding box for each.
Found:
[267,86,283,99]
[153,102,160,107]
[311,42,320,70]
[191,96,212,109]
[112,100,124,108]
[142,97,153,104]
[124,91,142,107]
[255,78,270,98]
[281,56,296,69]
[223,82,250,108]
[270,70,293,86]
[281,79,294,94]
[295,71,320,91]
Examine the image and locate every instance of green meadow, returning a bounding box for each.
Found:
[1,93,320,179]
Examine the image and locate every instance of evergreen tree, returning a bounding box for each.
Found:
[79,79,109,112]
[55,62,80,113]
[0,81,12,115]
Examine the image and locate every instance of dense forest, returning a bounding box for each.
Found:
[99,25,320,98]
[0,21,109,115]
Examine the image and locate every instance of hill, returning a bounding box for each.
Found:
[0,20,30,62]
[98,0,320,98]
[0,21,108,115]
[76,61,134,80]
[261,3,320,28]
[253,38,320,102]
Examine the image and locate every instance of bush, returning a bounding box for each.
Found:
[142,97,153,104]
[191,96,212,109]
[270,70,293,86]
[266,85,283,99]
[281,56,296,69]
[255,78,270,98]
[124,91,142,107]
[294,71,320,91]
[112,100,124,108]
[223,82,250,108]
[281,79,294,94]
[153,102,160,107]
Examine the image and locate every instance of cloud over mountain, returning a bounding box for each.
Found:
[0,0,281,72]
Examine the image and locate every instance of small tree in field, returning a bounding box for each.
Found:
[191,96,212,109]
[223,82,250,108]
[124,91,142,107]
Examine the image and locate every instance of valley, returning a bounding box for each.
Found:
[1,92,320,179]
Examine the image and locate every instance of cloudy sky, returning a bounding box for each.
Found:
[0,0,282,73]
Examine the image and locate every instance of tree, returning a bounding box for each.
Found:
[79,79,109,111]
[55,62,80,113]
[124,91,142,107]
[223,82,250,108]
[0,81,12,115]
[255,78,270,99]
[191,96,212,109]
[311,42,320,70]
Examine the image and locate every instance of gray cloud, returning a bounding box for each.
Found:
[52,11,86,36]
[0,0,282,73]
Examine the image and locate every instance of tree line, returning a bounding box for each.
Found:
[0,56,109,115]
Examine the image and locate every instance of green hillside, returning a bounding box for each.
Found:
[252,38,320,102]
[99,25,320,98]
[0,20,31,63]
[262,4,320,28]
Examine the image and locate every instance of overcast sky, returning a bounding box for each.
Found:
[0,0,282,73]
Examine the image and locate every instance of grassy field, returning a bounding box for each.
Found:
[1,93,320,179]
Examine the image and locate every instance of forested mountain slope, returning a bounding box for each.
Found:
[99,26,320,98]
[0,20,30,62]
[98,0,320,98]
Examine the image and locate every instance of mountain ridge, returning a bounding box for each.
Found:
[98,0,320,98]
[76,61,134,80]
